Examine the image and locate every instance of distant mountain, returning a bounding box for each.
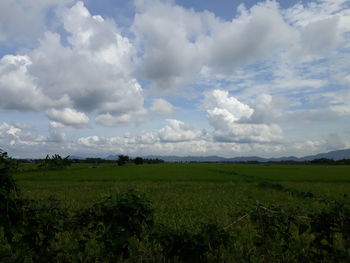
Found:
[68,148,350,163]
[139,148,350,163]
[139,155,300,163]
[300,148,350,161]
[105,154,119,160]
[68,155,85,160]
[142,155,226,162]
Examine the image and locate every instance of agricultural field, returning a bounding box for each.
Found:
[14,163,350,227]
[3,160,350,262]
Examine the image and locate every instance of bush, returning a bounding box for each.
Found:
[76,190,154,260]
[0,151,18,192]
[153,223,231,262]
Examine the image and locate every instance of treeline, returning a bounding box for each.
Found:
[266,158,350,165]
[17,155,165,165]
[308,158,350,165]
[188,158,350,165]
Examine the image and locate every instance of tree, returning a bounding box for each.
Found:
[134,157,144,165]
[117,155,129,166]
[38,154,71,170]
[0,151,18,193]
[0,151,18,175]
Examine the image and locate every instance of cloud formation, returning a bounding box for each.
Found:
[46,108,89,128]
[1,0,350,158]
[134,0,298,90]
[0,0,74,44]
[150,98,174,115]
[158,119,204,143]
[203,89,283,143]
[0,1,145,127]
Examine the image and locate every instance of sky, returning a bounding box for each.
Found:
[0,0,350,158]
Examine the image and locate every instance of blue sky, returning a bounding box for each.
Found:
[0,0,350,158]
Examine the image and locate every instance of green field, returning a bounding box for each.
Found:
[14,163,350,228]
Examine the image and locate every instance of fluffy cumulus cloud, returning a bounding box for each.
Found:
[158,119,203,142]
[133,0,298,90]
[0,119,349,159]
[203,89,283,143]
[46,108,89,127]
[133,0,215,90]
[203,89,254,122]
[208,2,297,73]
[0,123,45,150]
[0,1,145,127]
[0,55,61,111]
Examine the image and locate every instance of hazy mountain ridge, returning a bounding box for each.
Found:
[101,149,350,162]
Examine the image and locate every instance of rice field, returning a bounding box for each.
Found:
[14,163,350,228]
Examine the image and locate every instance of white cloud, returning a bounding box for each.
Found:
[208,2,297,74]
[301,17,341,53]
[48,121,67,143]
[46,108,89,127]
[203,89,283,143]
[95,107,147,126]
[0,0,73,45]
[77,135,105,147]
[0,55,65,111]
[133,0,298,90]
[133,0,215,90]
[0,122,45,150]
[1,120,348,159]
[248,94,285,124]
[212,123,283,143]
[150,98,174,115]
[135,132,159,144]
[158,119,203,142]
[203,89,254,122]
[0,1,146,128]
[95,113,132,126]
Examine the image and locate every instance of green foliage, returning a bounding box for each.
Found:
[6,162,350,261]
[134,157,144,165]
[308,200,350,261]
[0,151,18,192]
[143,158,165,164]
[154,223,231,262]
[76,190,154,259]
[38,154,71,170]
[117,155,129,166]
[243,201,350,262]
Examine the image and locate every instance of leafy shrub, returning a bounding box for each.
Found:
[0,151,22,244]
[153,223,231,262]
[76,190,154,260]
[0,151,18,193]
[307,200,350,262]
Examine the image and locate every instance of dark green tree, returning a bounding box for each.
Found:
[0,150,18,193]
[134,157,143,165]
[117,155,129,166]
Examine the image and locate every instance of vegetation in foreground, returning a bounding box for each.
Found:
[2,152,350,262]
